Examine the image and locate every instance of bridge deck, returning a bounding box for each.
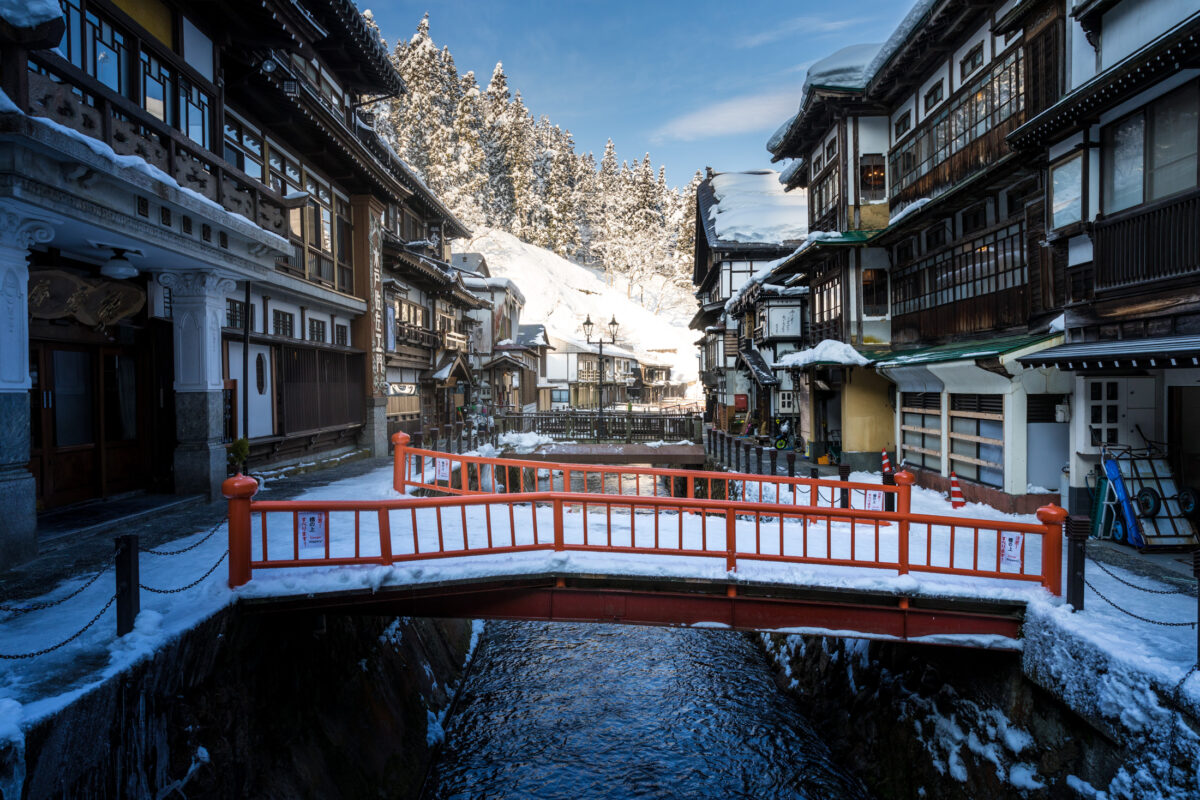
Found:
[242,571,1026,649]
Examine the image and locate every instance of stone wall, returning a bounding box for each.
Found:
[758,634,1132,799]
[3,610,473,799]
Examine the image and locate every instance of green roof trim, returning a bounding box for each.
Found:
[871,334,1063,368]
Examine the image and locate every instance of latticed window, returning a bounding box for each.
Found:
[309,318,326,343]
[272,309,294,338]
[949,394,1003,487]
[900,392,941,471]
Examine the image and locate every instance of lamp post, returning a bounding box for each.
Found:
[583,314,619,439]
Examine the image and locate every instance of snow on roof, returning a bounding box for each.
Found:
[803,43,884,93]
[777,159,804,187]
[707,171,808,245]
[889,197,931,225]
[766,112,799,152]
[865,0,940,87]
[516,324,549,348]
[774,340,871,369]
[760,283,809,297]
[0,0,62,28]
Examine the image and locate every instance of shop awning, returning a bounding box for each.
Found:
[1015,335,1200,369]
[738,347,781,387]
[871,334,1062,369]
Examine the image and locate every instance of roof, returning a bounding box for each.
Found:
[451,253,489,276]
[873,334,1062,368]
[481,353,527,372]
[516,324,551,349]
[738,347,780,386]
[1015,335,1200,370]
[423,352,473,384]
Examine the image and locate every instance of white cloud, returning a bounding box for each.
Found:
[652,89,801,143]
[737,16,867,48]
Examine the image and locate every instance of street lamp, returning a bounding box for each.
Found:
[583,314,620,437]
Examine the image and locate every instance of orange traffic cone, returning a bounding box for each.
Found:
[881,448,892,474]
[949,471,966,509]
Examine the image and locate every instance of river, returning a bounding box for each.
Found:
[420,621,871,799]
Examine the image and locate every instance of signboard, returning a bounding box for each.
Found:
[299,511,325,548]
[734,394,749,411]
[865,490,885,511]
[389,383,418,396]
[1000,531,1023,571]
[436,458,451,481]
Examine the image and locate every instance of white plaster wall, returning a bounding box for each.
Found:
[1068,17,1097,90]
[890,98,917,148]
[917,63,952,124]
[225,342,274,438]
[950,23,992,94]
[1100,1,1199,69]
[857,116,889,156]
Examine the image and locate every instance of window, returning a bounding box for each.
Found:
[308,318,326,343]
[960,43,984,80]
[179,75,210,148]
[949,393,1003,487]
[825,137,837,163]
[223,115,264,181]
[811,164,840,222]
[894,111,912,140]
[924,81,944,112]
[961,205,987,235]
[813,274,842,326]
[901,391,941,471]
[140,52,174,124]
[1049,152,1083,229]
[892,221,1026,317]
[226,298,255,330]
[335,324,349,346]
[777,391,794,413]
[861,269,888,316]
[180,17,213,82]
[924,222,947,251]
[859,154,885,202]
[551,389,568,403]
[272,309,295,338]
[1102,82,1199,213]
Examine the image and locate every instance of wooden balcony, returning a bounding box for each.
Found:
[397,322,438,349]
[441,330,469,351]
[1093,187,1200,293]
[22,55,290,242]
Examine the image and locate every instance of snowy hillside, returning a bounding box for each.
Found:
[463,229,699,391]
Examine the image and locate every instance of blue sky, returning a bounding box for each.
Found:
[365,1,910,188]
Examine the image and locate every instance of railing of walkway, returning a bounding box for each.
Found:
[494,411,703,443]
[390,432,899,512]
[222,476,1065,595]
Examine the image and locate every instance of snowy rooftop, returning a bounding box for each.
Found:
[0,0,62,29]
[698,171,808,248]
[802,43,883,94]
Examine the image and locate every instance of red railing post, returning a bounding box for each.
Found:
[553,497,565,552]
[378,507,393,565]
[223,473,259,588]
[894,470,915,575]
[1037,503,1068,596]
[392,430,410,494]
[725,508,736,572]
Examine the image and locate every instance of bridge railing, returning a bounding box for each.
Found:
[494,411,703,443]
[223,475,1066,596]
[390,432,901,513]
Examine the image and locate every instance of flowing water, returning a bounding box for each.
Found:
[420,621,871,799]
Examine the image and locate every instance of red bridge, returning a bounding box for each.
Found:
[224,433,1067,649]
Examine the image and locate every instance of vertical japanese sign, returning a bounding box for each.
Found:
[1000,531,1023,571]
[436,458,451,482]
[299,511,326,548]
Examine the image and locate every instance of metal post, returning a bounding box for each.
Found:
[743,441,752,474]
[455,422,464,454]
[882,472,896,513]
[838,463,851,508]
[756,445,765,475]
[786,452,796,478]
[114,534,139,637]
[1066,514,1089,611]
[443,424,453,454]
[895,471,914,575]
[391,431,410,494]
[769,448,778,476]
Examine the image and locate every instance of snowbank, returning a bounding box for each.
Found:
[708,171,808,245]
[496,431,554,453]
[774,340,871,369]
[463,228,699,388]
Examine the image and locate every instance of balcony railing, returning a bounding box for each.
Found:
[1093,187,1200,292]
[23,55,289,242]
[888,49,1025,207]
[396,322,438,349]
[441,330,469,351]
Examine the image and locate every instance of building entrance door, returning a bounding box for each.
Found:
[28,342,147,509]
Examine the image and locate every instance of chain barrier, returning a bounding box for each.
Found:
[139,550,228,594]
[0,553,117,615]
[1088,555,1196,596]
[0,594,117,660]
[1084,578,1197,627]
[139,519,226,556]
[1173,664,1200,703]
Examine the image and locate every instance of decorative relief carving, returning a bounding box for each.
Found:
[0,211,55,251]
[158,271,236,297]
